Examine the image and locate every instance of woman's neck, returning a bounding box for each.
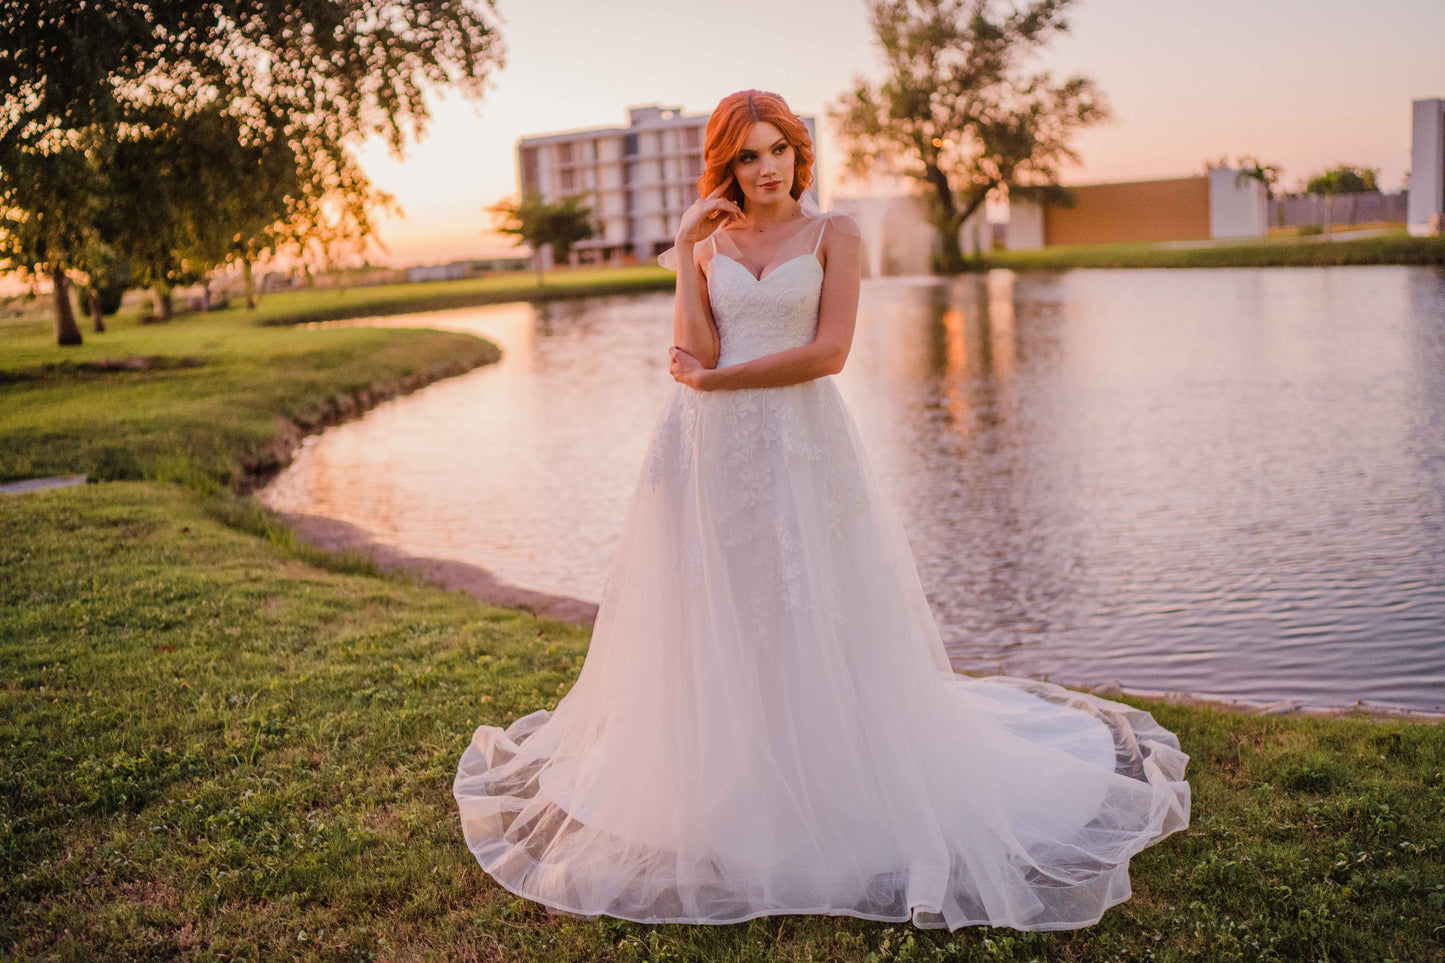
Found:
[739,197,804,231]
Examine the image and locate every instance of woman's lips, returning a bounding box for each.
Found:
[760,181,781,190]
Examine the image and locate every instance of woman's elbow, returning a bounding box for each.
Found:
[823,348,848,376]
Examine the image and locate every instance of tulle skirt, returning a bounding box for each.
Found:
[453,376,1191,931]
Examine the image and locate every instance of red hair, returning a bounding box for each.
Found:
[697,90,815,210]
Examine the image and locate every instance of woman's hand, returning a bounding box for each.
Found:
[675,177,743,246]
[669,345,710,390]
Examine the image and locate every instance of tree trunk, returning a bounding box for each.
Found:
[242,259,257,309]
[923,164,970,274]
[933,214,969,274]
[534,251,544,286]
[52,266,83,346]
[88,287,106,333]
[152,285,173,321]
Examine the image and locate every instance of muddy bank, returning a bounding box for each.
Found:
[278,511,600,625]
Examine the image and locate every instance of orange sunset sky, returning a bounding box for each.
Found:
[350,0,1443,266]
[351,0,1444,266]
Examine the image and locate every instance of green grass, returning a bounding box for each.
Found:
[979,231,1445,271]
[2,481,1442,961]
[0,301,502,490]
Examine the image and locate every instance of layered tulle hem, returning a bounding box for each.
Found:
[453,673,1190,933]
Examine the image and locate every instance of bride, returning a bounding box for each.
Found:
[453,89,1191,932]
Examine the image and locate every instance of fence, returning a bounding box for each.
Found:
[1268,191,1408,228]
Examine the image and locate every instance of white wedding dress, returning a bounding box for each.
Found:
[453,213,1190,931]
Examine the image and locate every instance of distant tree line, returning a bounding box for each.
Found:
[0,1,505,345]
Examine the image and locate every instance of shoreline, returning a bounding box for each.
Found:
[233,343,502,496]
[278,509,1445,725]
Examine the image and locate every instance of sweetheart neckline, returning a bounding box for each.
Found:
[712,251,822,284]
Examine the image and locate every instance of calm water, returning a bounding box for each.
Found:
[260,267,1445,713]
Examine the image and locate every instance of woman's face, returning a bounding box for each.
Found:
[730,121,795,212]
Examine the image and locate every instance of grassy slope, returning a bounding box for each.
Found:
[979,231,1445,271]
[2,482,1441,961]
[0,305,501,489]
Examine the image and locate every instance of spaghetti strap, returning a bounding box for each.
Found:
[812,216,828,256]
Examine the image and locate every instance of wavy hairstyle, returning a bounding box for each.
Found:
[696,90,815,210]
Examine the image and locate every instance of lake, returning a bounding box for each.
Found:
[258,266,1445,714]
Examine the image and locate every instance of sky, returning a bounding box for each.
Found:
[352,0,1444,265]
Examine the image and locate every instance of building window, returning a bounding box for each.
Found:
[520,147,539,196]
[624,133,638,156]
[557,142,573,165]
[560,169,576,191]
[684,126,700,149]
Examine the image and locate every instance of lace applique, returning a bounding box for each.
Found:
[646,390,699,493]
[710,256,823,369]
[648,213,868,637]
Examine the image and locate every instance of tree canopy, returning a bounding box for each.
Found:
[829,0,1109,272]
[488,194,599,283]
[0,1,505,343]
[1304,165,1381,196]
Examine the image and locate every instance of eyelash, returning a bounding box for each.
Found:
[739,145,788,162]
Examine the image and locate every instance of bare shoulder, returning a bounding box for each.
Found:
[820,212,862,239]
[819,213,862,265]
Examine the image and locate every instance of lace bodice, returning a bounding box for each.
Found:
[702,215,830,368]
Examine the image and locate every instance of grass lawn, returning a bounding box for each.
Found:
[2,481,1442,961]
[978,231,1445,271]
[1,272,1442,961]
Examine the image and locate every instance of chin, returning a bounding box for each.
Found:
[754,188,792,204]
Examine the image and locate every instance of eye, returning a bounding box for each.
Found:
[773,144,787,153]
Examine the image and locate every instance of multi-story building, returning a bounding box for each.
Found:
[516,104,819,266]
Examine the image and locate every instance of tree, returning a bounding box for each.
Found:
[830,0,1110,273]
[1304,165,1380,196]
[1214,154,1282,200]
[0,138,112,344]
[1300,165,1380,236]
[0,1,505,342]
[487,194,599,283]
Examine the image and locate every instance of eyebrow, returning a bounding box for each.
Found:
[740,138,787,155]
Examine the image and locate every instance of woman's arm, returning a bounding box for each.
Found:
[694,214,863,391]
[669,182,743,370]
[672,240,720,369]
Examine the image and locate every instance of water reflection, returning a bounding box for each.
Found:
[260,266,1445,713]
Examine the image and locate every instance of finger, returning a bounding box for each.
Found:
[705,173,739,199]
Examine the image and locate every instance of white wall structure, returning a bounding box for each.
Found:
[1004,198,1045,250]
[517,104,819,264]
[1408,97,1445,237]
[1208,168,1268,239]
[958,207,990,256]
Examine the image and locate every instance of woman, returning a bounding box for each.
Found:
[454,89,1191,932]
